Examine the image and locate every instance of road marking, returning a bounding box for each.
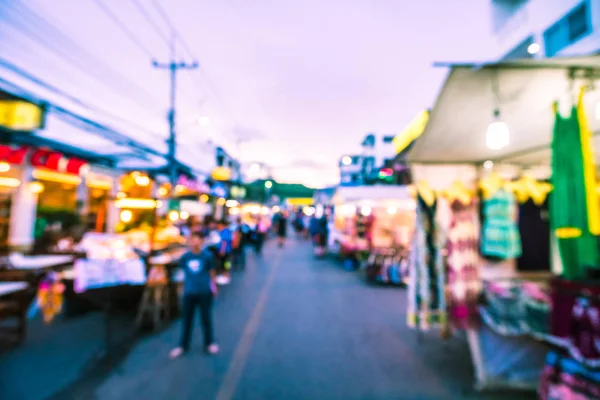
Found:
[215,250,283,400]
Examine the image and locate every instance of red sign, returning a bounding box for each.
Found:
[0,145,89,175]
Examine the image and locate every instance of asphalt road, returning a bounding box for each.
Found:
[91,239,535,400]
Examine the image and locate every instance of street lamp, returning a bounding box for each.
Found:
[264,180,273,189]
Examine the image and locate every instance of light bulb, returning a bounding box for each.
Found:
[486,121,510,150]
[527,43,540,55]
[341,156,352,166]
[483,160,494,169]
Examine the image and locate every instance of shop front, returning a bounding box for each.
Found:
[0,143,118,252]
[403,54,600,395]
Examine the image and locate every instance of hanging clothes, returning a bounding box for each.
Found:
[551,91,600,279]
[446,198,481,329]
[517,198,551,271]
[407,195,446,330]
[481,189,522,259]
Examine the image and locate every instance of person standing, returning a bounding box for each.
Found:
[276,211,288,248]
[170,231,219,359]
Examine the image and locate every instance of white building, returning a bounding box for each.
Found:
[339,134,396,186]
[490,0,600,59]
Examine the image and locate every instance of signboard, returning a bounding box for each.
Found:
[211,166,232,181]
[178,175,209,193]
[73,258,146,293]
[0,100,46,131]
[0,145,88,175]
[210,183,228,198]
[230,185,246,199]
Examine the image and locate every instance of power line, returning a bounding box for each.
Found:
[0,58,167,143]
[130,0,171,46]
[91,0,155,58]
[3,1,163,111]
[149,0,241,131]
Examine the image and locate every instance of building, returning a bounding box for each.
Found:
[491,0,600,60]
[338,133,396,186]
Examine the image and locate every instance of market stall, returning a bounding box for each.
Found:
[404,54,600,395]
[330,185,415,280]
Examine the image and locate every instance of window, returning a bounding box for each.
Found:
[543,0,591,57]
[568,2,590,42]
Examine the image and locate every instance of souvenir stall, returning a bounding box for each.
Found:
[330,185,415,278]
[404,55,600,396]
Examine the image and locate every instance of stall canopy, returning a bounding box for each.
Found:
[408,54,600,166]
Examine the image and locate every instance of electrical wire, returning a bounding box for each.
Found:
[0,58,167,143]
[91,0,156,59]
[3,1,163,111]
[149,0,241,134]
[130,0,171,46]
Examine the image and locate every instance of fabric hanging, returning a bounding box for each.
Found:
[481,189,522,259]
[517,198,551,271]
[446,198,481,329]
[551,93,599,279]
[407,195,446,330]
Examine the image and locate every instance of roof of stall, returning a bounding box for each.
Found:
[408,54,600,166]
[332,185,411,203]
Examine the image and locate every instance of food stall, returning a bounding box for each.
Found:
[403,54,600,396]
[330,185,415,280]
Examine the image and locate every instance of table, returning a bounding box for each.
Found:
[0,282,28,297]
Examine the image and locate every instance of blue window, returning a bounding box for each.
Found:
[543,0,591,57]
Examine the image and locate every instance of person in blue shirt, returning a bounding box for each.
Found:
[170,231,219,359]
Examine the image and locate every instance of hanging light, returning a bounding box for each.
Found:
[486,109,510,150]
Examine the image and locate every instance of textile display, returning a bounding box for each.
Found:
[550,278,600,365]
[446,198,481,329]
[539,351,600,400]
[407,195,446,330]
[366,252,406,284]
[481,280,551,336]
[481,189,522,259]
[517,198,551,271]
[551,92,599,279]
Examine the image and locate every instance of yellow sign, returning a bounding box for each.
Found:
[286,198,313,206]
[211,166,232,181]
[392,110,429,155]
[0,100,45,131]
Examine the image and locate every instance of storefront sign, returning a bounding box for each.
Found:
[211,166,232,181]
[0,145,89,175]
[230,185,246,199]
[177,175,209,193]
[0,100,45,132]
[210,183,228,198]
[392,110,429,155]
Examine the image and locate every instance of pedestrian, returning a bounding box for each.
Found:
[170,231,219,359]
[216,219,233,284]
[231,218,246,269]
[276,211,287,248]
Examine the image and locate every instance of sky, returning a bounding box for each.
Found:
[0,0,495,188]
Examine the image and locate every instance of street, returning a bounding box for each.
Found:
[71,239,535,400]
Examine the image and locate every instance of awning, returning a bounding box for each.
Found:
[392,110,429,155]
[408,55,600,165]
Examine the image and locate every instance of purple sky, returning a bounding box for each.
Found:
[0,0,494,187]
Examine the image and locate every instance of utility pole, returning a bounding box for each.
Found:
[152,37,198,196]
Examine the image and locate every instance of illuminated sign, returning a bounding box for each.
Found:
[392,110,429,155]
[0,145,89,175]
[211,167,232,181]
[177,175,209,193]
[0,100,45,131]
